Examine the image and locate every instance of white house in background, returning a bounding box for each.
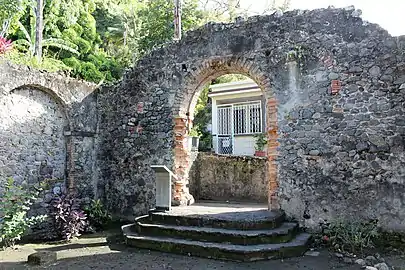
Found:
[208,79,266,156]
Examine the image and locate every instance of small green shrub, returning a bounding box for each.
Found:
[3,50,71,72]
[254,133,267,151]
[319,219,379,254]
[0,178,47,248]
[84,199,112,231]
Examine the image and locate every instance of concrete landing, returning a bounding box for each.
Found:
[149,202,284,230]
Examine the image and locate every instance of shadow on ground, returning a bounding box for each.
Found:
[0,229,404,270]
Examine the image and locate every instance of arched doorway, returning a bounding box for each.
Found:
[171,57,279,210]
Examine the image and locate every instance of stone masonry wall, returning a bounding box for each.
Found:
[189,153,267,203]
[0,88,67,184]
[0,60,97,231]
[99,7,405,232]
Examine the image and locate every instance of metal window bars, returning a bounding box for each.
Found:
[216,102,262,155]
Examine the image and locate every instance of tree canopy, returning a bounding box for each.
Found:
[0,0,290,83]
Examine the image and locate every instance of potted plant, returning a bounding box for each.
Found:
[254,133,267,157]
[188,128,200,152]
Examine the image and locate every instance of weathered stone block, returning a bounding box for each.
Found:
[27,251,57,266]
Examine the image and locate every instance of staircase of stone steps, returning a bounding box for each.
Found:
[122,207,312,262]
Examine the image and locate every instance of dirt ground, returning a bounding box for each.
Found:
[1,230,404,270]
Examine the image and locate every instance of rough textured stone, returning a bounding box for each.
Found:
[0,88,66,184]
[2,6,405,235]
[374,263,390,270]
[366,267,378,270]
[27,251,57,265]
[96,7,405,231]
[189,153,267,202]
[355,259,366,266]
[304,251,320,257]
[0,60,97,239]
[366,256,378,265]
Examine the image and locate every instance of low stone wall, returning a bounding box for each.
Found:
[189,153,267,203]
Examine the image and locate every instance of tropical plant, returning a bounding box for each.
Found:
[4,49,71,72]
[2,0,292,81]
[84,199,112,231]
[0,0,26,37]
[14,20,78,57]
[50,191,87,241]
[135,0,204,57]
[319,219,380,254]
[0,178,47,248]
[254,133,267,151]
[0,37,12,54]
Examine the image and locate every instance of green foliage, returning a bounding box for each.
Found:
[80,61,104,82]
[62,50,123,83]
[190,84,211,151]
[13,5,79,57]
[136,0,204,57]
[319,219,380,254]
[84,199,112,231]
[254,133,267,151]
[0,0,27,36]
[3,49,71,72]
[3,0,291,82]
[212,74,250,84]
[0,178,47,248]
[286,45,309,67]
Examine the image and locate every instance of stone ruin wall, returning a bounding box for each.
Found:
[0,61,98,238]
[1,7,405,234]
[98,7,405,232]
[189,153,268,203]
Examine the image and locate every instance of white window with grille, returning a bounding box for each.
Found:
[233,102,262,135]
[216,101,263,155]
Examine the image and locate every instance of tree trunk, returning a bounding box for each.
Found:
[34,0,44,62]
[173,0,182,40]
[228,0,237,21]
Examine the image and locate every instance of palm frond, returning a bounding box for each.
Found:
[16,21,32,44]
[42,38,79,55]
[13,39,32,47]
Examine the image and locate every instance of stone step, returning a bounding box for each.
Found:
[123,229,312,262]
[149,209,285,230]
[134,216,299,245]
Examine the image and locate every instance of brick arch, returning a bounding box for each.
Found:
[172,57,279,209]
[173,57,273,117]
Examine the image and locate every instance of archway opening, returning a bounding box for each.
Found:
[172,68,278,210]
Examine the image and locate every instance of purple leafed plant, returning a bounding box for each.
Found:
[51,192,88,241]
[0,37,12,54]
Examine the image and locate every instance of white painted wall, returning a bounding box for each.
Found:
[234,135,256,156]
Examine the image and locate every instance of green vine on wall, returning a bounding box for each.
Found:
[286,45,308,67]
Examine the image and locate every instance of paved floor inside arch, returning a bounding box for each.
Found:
[153,201,275,221]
